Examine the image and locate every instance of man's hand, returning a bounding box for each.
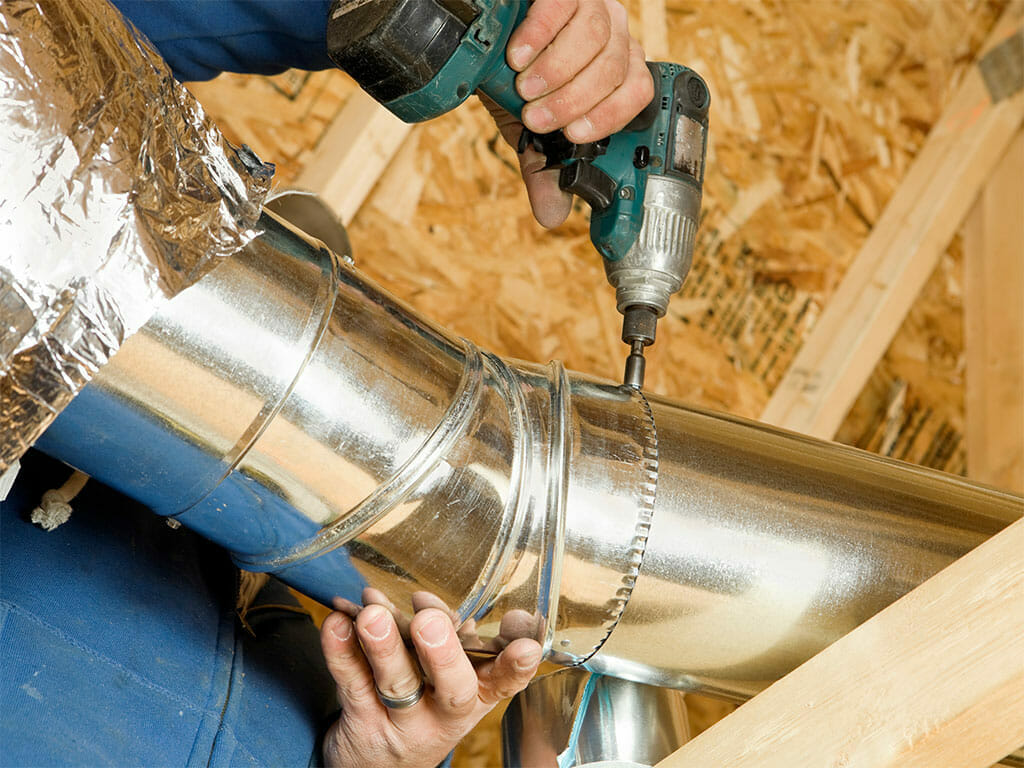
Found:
[487,0,654,228]
[320,597,543,768]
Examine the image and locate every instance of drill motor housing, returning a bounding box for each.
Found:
[327,0,709,385]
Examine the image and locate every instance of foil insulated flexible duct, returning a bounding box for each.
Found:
[0,0,271,471]
[37,212,1024,700]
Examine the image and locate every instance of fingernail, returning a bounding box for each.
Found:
[523,105,555,132]
[509,44,534,70]
[416,615,450,647]
[361,605,391,640]
[330,618,352,642]
[566,116,594,143]
[518,73,547,100]
[514,647,543,672]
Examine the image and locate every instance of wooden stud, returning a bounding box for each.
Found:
[964,129,1024,493]
[368,127,429,226]
[294,89,412,225]
[656,516,1024,768]
[760,2,1024,439]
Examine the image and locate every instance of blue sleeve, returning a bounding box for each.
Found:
[110,0,334,81]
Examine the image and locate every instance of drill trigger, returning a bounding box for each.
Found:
[517,128,609,167]
[558,162,617,212]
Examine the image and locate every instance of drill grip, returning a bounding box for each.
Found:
[327,0,528,122]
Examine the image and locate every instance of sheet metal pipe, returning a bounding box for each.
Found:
[36,211,1023,700]
[501,669,691,767]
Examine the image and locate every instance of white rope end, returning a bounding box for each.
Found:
[31,490,73,531]
[30,469,89,531]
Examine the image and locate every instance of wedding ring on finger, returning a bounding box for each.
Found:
[376,679,426,710]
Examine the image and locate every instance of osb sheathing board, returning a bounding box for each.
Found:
[186,0,1007,761]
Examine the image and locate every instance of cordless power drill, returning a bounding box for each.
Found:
[326,0,709,389]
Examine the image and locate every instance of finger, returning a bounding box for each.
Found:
[477,638,543,706]
[521,1,629,134]
[411,591,459,623]
[332,596,362,619]
[361,586,395,609]
[518,147,573,228]
[517,3,626,133]
[477,94,523,160]
[498,609,542,642]
[507,0,578,71]
[362,587,412,638]
[515,0,616,108]
[409,591,487,650]
[454,616,486,651]
[410,609,480,725]
[321,612,384,719]
[476,93,572,228]
[565,37,654,142]
[355,604,425,719]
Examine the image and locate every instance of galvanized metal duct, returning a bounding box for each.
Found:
[37,211,1023,700]
[501,668,691,766]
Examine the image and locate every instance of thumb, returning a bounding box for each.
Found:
[477,638,543,707]
[478,94,573,230]
[518,147,574,229]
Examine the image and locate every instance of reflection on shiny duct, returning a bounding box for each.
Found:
[501,668,690,766]
[37,211,1023,701]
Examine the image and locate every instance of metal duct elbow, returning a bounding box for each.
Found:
[37,211,1023,701]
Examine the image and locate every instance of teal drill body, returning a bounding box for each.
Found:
[327,0,709,387]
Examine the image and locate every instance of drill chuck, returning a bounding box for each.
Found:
[621,307,657,389]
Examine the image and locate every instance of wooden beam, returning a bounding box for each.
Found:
[368,128,429,226]
[657,516,1024,768]
[964,129,1024,493]
[760,3,1024,439]
[294,89,412,225]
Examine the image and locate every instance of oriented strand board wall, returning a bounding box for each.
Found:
[186,1,1009,763]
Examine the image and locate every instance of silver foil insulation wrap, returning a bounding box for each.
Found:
[0,0,272,470]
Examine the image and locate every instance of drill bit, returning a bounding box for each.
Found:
[621,306,657,390]
[623,339,646,390]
